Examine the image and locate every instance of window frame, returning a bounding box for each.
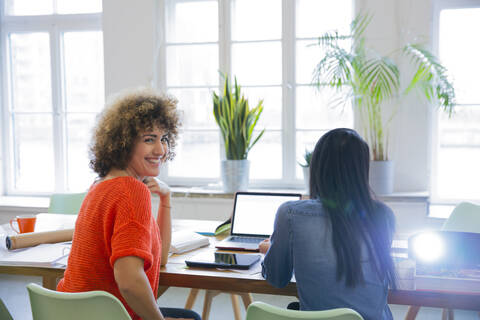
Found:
[156,0,354,189]
[431,0,480,203]
[0,6,102,196]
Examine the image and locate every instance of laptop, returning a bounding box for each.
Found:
[216,191,302,251]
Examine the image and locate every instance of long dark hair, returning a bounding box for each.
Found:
[310,128,396,288]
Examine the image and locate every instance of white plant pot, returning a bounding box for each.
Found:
[302,166,310,194]
[369,160,394,195]
[221,159,250,193]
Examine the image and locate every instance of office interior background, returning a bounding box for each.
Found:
[1,0,479,229]
[0,0,479,319]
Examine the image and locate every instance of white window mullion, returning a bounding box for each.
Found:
[155,0,169,181]
[3,14,102,31]
[3,31,16,193]
[430,0,442,203]
[219,0,230,80]
[1,9,9,195]
[217,0,230,162]
[50,26,66,192]
[282,0,296,183]
[155,0,167,92]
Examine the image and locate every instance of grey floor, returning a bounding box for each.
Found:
[1,275,479,320]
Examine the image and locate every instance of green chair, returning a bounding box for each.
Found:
[26,283,131,320]
[0,298,14,320]
[246,302,364,320]
[48,192,87,215]
[442,202,480,233]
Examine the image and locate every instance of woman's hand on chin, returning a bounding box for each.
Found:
[143,177,170,200]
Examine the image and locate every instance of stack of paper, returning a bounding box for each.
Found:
[415,265,480,293]
[0,242,71,267]
[170,230,210,254]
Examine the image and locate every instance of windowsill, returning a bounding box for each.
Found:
[169,187,431,203]
[0,196,50,211]
[0,188,430,209]
[428,203,456,219]
[170,186,306,199]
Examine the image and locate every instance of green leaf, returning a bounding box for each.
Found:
[212,73,265,159]
[311,13,455,160]
[403,43,455,114]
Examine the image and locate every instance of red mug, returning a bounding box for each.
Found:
[10,215,37,234]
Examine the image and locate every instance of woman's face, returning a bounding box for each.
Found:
[126,127,169,180]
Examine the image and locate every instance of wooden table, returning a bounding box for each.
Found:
[1,218,480,319]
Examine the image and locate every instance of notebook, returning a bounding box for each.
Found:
[169,230,210,254]
[215,192,302,251]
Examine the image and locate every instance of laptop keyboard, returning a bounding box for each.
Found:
[230,236,263,243]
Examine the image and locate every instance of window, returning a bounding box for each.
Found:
[433,1,480,202]
[1,0,104,195]
[159,0,353,187]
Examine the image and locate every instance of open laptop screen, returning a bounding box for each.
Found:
[231,192,302,237]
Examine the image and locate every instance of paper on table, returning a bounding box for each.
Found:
[55,254,69,267]
[0,242,71,267]
[225,257,263,275]
[170,230,210,254]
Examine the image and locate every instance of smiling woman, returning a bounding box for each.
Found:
[56,88,201,320]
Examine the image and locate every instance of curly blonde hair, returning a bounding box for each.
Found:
[89,88,181,177]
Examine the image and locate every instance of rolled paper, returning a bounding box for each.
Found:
[6,229,74,250]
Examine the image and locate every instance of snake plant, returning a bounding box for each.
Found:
[312,14,456,161]
[213,75,265,160]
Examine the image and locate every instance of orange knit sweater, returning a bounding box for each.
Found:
[57,176,161,320]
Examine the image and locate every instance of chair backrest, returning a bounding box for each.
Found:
[48,192,87,215]
[246,302,364,320]
[26,283,132,320]
[0,298,14,320]
[442,202,480,233]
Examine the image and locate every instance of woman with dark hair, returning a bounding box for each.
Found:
[260,128,396,320]
[57,88,200,320]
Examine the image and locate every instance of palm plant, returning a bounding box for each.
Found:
[213,75,265,160]
[312,14,455,161]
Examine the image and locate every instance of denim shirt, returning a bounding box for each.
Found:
[262,199,394,320]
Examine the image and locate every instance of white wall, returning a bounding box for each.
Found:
[391,0,436,193]
[102,0,157,96]
[356,0,436,192]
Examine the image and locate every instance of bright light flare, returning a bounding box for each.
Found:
[412,233,444,262]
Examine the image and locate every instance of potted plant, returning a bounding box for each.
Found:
[312,14,455,194]
[213,75,265,193]
[299,149,313,192]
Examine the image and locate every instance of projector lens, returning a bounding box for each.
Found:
[413,233,444,262]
